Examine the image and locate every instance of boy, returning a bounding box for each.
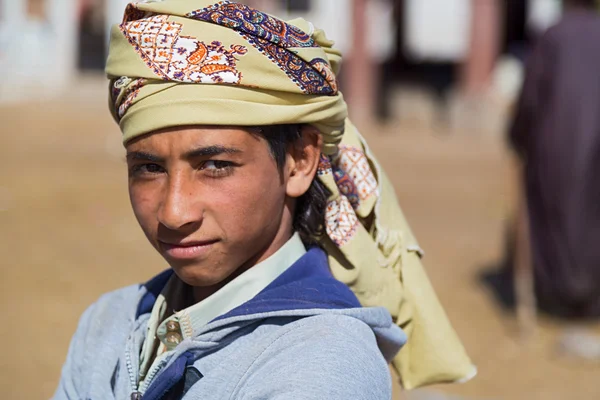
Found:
[55,1,473,398]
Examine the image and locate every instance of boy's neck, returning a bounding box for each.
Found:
[191,259,254,303]
[192,230,295,303]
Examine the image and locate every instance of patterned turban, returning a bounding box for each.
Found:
[106,0,474,389]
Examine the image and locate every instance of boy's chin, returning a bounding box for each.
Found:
[171,263,236,289]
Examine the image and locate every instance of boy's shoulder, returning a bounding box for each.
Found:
[73,284,144,345]
[186,312,393,400]
[86,269,173,323]
[86,283,145,320]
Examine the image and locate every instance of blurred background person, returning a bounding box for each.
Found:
[509,0,600,321]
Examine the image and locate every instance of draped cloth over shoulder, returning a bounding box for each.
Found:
[106,0,475,389]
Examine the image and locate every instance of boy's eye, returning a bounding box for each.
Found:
[130,163,165,175]
[143,163,164,173]
[200,160,235,177]
[202,160,231,170]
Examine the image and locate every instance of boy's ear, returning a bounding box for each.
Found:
[285,125,322,198]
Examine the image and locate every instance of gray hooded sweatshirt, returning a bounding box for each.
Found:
[53,248,407,399]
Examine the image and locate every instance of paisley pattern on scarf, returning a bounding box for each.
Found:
[332,167,360,209]
[317,154,332,176]
[111,76,132,104]
[246,35,337,95]
[188,2,337,95]
[119,14,247,84]
[188,1,315,48]
[112,77,147,119]
[333,145,379,201]
[325,196,360,247]
[319,144,379,245]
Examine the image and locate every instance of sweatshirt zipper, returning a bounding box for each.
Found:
[126,340,143,400]
[139,354,169,394]
[125,319,173,398]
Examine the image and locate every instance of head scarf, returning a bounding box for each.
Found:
[106,0,474,389]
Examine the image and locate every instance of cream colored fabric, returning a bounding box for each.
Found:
[321,122,476,388]
[106,2,345,153]
[106,0,474,389]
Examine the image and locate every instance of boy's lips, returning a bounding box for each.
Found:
[158,239,219,260]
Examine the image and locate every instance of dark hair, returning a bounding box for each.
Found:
[254,124,329,245]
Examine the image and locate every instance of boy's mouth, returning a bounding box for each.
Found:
[158,239,219,260]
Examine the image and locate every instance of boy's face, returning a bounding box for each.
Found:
[125,126,293,288]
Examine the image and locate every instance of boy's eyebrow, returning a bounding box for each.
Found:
[126,146,242,163]
[184,145,242,159]
[126,151,164,163]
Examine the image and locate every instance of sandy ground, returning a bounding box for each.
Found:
[1,77,599,399]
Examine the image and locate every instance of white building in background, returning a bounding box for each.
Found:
[0,0,78,103]
[404,0,472,63]
[403,0,563,64]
